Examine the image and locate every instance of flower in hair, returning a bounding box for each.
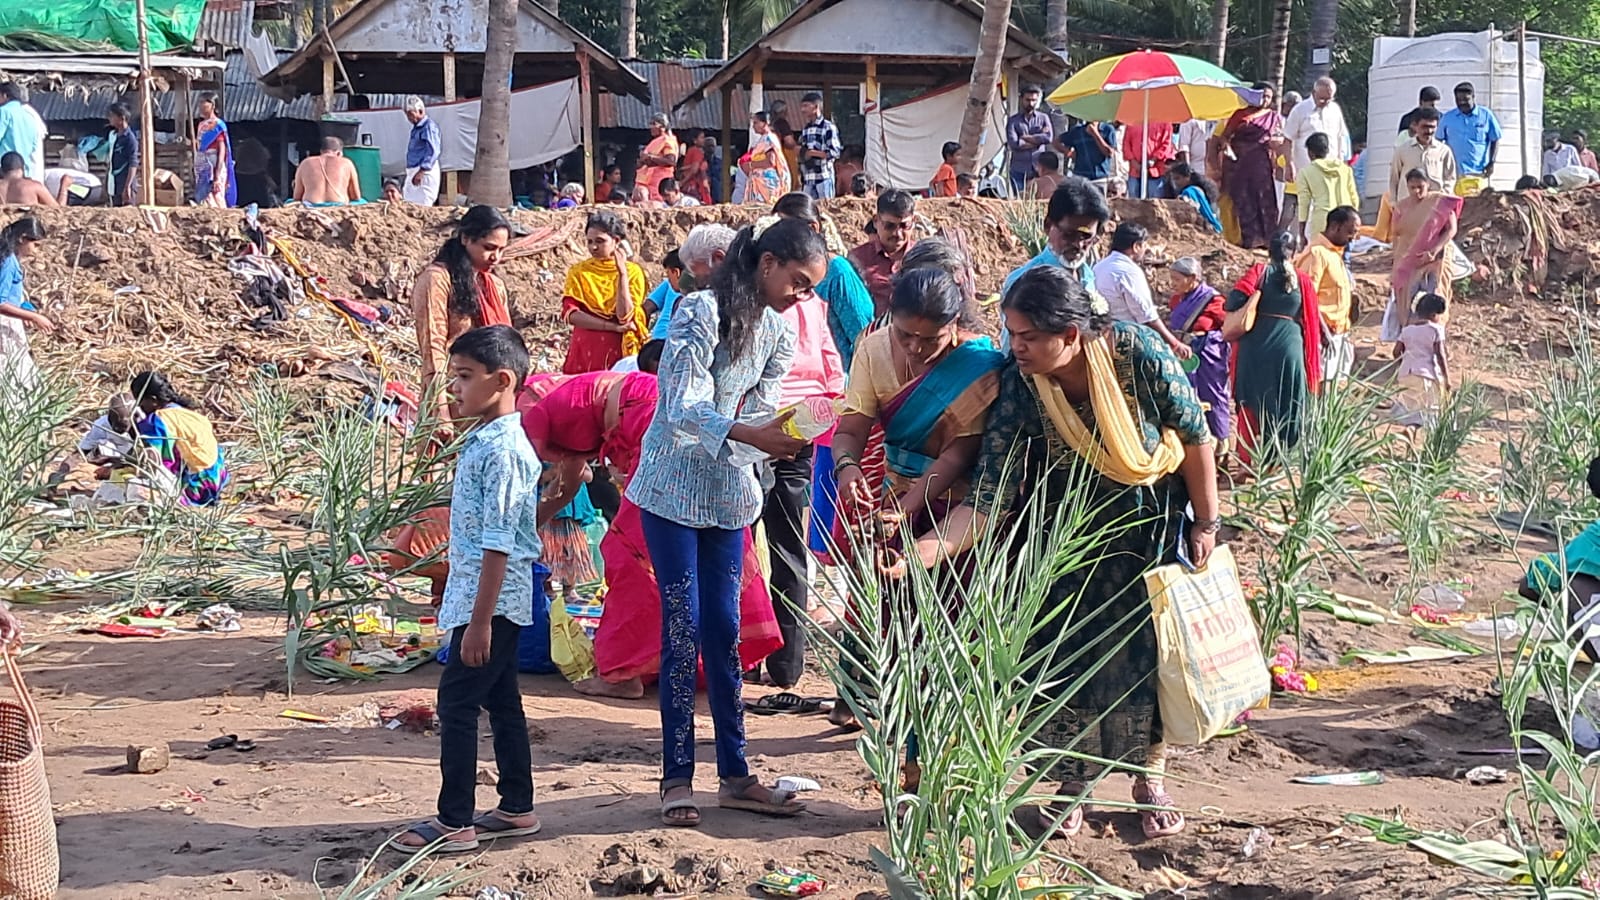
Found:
[751,215,781,240]
[1087,289,1110,317]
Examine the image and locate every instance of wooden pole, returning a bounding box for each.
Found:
[319,54,334,117]
[720,84,733,202]
[135,0,156,204]
[443,51,458,202]
[578,52,595,199]
[1517,21,1529,182]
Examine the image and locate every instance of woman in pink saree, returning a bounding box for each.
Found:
[1384,168,1462,341]
[520,367,783,700]
[741,112,792,207]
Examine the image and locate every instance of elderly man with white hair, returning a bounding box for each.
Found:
[1283,77,1352,222]
[677,222,736,285]
[402,96,442,205]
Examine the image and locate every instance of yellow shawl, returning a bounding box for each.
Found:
[1033,336,1185,487]
[562,258,651,356]
[157,406,220,471]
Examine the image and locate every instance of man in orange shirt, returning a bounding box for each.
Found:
[1295,205,1361,386]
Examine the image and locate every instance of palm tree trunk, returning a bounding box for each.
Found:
[1045,0,1068,60]
[470,0,516,206]
[1304,0,1337,87]
[620,0,638,57]
[1209,0,1229,66]
[719,0,730,58]
[1266,0,1292,99]
[1404,0,1416,36]
[956,0,1011,176]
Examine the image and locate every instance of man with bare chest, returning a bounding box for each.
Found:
[0,152,56,206]
[293,137,362,204]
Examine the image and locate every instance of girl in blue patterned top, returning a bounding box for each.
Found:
[626,217,826,827]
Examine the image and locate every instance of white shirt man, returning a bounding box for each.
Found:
[1093,249,1158,325]
[1284,78,1352,179]
[1176,119,1214,177]
[1544,139,1581,178]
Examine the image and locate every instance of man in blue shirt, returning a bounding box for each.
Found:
[1058,119,1117,192]
[1437,81,1502,185]
[999,176,1110,348]
[0,83,44,183]
[1006,87,1053,196]
[402,95,442,206]
[107,103,139,206]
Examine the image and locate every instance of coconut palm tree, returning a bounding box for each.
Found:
[1209,0,1229,65]
[1304,0,1337,87]
[620,0,638,57]
[1266,0,1292,98]
[470,0,517,206]
[956,0,1012,176]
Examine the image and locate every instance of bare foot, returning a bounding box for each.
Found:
[573,676,645,699]
[828,701,861,731]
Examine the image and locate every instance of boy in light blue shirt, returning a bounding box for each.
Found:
[647,248,684,340]
[391,324,545,855]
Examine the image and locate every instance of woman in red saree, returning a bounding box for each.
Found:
[1224,232,1323,468]
[1220,84,1284,250]
[678,131,712,205]
[520,365,783,700]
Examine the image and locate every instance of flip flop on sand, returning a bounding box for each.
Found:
[747,692,828,715]
[660,780,701,828]
[471,809,542,840]
[1133,782,1186,839]
[718,775,806,817]
[387,819,479,854]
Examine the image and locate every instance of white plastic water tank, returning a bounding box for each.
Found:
[1363,29,1543,199]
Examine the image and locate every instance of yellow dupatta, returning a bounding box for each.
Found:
[563,257,651,356]
[1032,335,1185,487]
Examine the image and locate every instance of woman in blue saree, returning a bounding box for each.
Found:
[130,371,229,506]
[194,94,236,207]
[827,266,1003,758]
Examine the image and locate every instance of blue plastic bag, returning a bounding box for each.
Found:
[436,562,556,673]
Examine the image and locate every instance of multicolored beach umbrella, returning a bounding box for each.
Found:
[1046,50,1259,124]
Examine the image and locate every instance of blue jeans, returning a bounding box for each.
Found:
[1127,176,1169,199]
[1010,170,1030,196]
[640,508,749,785]
[803,177,835,200]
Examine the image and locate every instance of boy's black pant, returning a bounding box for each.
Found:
[436,616,533,828]
[760,447,813,688]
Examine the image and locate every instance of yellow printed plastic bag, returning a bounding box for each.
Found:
[549,606,596,682]
[1145,544,1270,745]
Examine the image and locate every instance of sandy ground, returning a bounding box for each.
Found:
[0,194,1588,898]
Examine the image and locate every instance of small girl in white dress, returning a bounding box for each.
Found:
[1393,292,1451,428]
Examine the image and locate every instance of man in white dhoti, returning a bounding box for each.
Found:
[402,96,442,206]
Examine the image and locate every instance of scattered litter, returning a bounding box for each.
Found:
[344,791,404,808]
[1269,645,1318,693]
[196,604,242,632]
[1464,766,1509,785]
[378,698,436,732]
[1461,747,1546,757]
[1339,646,1468,666]
[1461,617,1527,640]
[126,743,170,774]
[776,775,821,793]
[233,740,256,752]
[1414,584,1466,612]
[94,623,167,639]
[1290,771,1385,786]
[1240,825,1274,859]
[475,889,527,900]
[278,709,330,723]
[179,788,207,803]
[205,734,238,750]
[756,867,827,897]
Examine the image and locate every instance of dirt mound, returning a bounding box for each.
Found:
[11,196,1257,419]
[1458,187,1600,298]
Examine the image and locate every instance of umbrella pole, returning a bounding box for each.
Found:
[1140,89,1150,199]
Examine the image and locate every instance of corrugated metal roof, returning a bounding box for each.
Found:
[195,0,257,52]
[28,50,426,124]
[600,58,807,131]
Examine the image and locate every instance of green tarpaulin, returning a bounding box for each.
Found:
[0,0,206,54]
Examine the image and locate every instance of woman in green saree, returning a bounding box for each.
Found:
[908,265,1221,841]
